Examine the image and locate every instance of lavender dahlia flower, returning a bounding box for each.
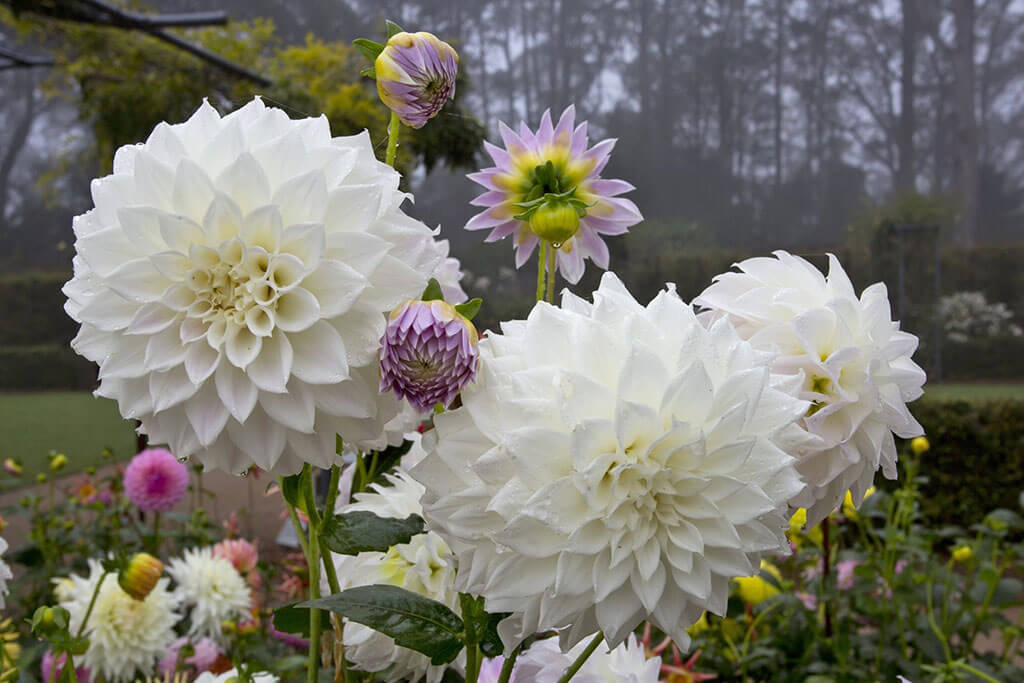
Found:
[375,32,458,129]
[379,300,479,412]
[466,106,642,283]
[123,448,189,512]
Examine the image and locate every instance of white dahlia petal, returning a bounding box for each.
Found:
[64,97,448,474]
[326,470,462,683]
[57,560,181,682]
[513,635,661,683]
[695,250,926,525]
[167,547,251,644]
[412,273,808,652]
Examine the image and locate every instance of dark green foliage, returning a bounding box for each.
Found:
[908,399,1024,528]
[0,272,76,346]
[0,344,94,390]
[319,511,426,555]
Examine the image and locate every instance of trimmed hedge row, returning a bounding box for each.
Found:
[908,399,1024,528]
[0,345,96,391]
[0,272,76,347]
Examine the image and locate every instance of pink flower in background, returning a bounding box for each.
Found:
[213,539,259,574]
[466,106,642,283]
[123,448,189,512]
[797,592,818,610]
[836,560,860,590]
[41,651,91,683]
[269,614,309,650]
[158,636,222,676]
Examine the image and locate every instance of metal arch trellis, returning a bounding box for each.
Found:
[1,0,270,85]
[890,223,943,380]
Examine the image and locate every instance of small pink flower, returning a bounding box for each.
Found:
[159,636,222,675]
[213,538,259,574]
[123,448,189,512]
[836,560,860,590]
[797,592,818,610]
[42,651,90,683]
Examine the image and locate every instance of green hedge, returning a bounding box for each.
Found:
[907,399,1024,528]
[0,344,96,390]
[939,337,1024,380]
[0,272,76,346]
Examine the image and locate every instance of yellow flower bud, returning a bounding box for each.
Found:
[733,560,782,605]
[911,436,930,455]
[49,454,68,472]
[952,545,973,563]
[2,459,22,476]
[119,553,164,601]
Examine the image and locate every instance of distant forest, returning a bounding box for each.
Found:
[2,0,1023,276]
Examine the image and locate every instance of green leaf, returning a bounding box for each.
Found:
[335,434,344,455]
[385,20,405,38]
[320,511,425,555]
[360,65,376,79]
[480,611,511,657]
[302,585,465,665]
[280,473,303,511]
[421,278,444,302]
[367,440,413,483]
[353,38,385,62]
[454,298,482,321]
[272,602,330,638]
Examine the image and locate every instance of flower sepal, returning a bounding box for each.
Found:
[514,189,593,245]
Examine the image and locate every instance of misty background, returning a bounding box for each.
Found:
[2,0,1023,385]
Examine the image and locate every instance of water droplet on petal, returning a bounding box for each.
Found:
[238,469,248,478]
[178,456,190,464]
[551,242,562,249]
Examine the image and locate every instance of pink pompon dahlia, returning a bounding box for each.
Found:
[379,299,479,412]
[466,105,642,283]
[123,448,189,512]
[42,651,91,683]
[213,538,259,574]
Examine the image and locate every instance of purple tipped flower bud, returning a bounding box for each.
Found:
[375,31,458,129]
[379,300,479,412]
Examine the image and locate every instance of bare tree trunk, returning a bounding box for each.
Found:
[952,0,978,244]
[896,0,918,192]
[773,0,784,189]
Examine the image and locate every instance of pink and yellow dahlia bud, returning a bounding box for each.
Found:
[375,31,458,129]
[379,300,479,412]
[3,459,22,476]
[119,552,163,601]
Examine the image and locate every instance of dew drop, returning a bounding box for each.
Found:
[178,456,190,464]
[551,242,562,249]
[238,469,249,478]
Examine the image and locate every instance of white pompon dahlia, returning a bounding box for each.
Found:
[0,538,11,609]
[514,635,661,683]
[63,97,447,474]
[167,547,251,643]
[195,668,278,683]
[411,272,811,651]
[58,560,181,682]
[694,251,926,525]
[327,470,461,683]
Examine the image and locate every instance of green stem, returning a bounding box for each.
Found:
[279,477,311,558]
[75,569,109,639]
[465,643,480,683]
[151,511,161,555]
[925,571,953,663]
[385,112,400,167]
[556,633,603,683]
[306,471,323,683]
[497,644,522,683]
[822,517,832,639]
[951,660,1002,683]
[536,240,547,302]
[323,464,342,518]
[545,241,557,303]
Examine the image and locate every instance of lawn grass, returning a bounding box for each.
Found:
[921,382,1024,403]
[0,391,135,482]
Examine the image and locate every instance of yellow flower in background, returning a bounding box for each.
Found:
[788,508,823,547]
[911,436,930,455]
[842,486,876,520]
[734,561,782,606]
[0,618,19,665]
[687,611,710,635]
[952,545,973,563]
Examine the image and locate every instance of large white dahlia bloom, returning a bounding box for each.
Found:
[63,97,448,474]
[327,470,461,683]
[412,273,811,651]
[57,560,181,682]
[513,635,661,683]
[167,547,251,643]
[694,251,926,525]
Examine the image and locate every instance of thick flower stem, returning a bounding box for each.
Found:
[319,464,350,681]
[307,528,323,683]
[545,241,557,303]
[536,240,547,302]
[385,112,401,167]
[465,644,480,683]
[497,644,522,683]
[556,632,603,683]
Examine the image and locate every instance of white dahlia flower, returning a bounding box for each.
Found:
[327,470,461,683]
[432,239,468,304]
[63,97,448,474]
[167,547,251,643]
[57,559,180,682]
[0,538,11,609]
[412,272,811,651]
[694,251,926,525]
[513,635,661,683]
[195,668,278,683]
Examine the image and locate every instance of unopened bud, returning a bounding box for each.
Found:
[3,459,22,476]
[49,454,68,472]
[119,553,163,601]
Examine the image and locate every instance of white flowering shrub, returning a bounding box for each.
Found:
[938,291,1022,343]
